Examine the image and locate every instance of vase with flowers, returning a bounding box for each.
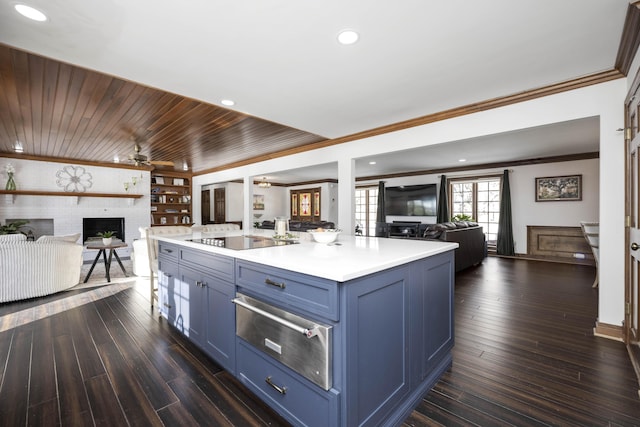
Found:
[5,163,16,191]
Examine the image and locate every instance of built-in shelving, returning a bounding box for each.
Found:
[0,190,143,204]
[150,172,192,226]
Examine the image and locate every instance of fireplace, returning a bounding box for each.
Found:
[83,217,125,243]
[7,218,54,240]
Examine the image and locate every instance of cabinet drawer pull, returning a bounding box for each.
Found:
[163,303,172,308]
[265,376,287,394]
[164,249,173,253]
[196,280,205,288]
[265,278,285,289]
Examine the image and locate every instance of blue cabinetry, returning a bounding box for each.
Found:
[157,257,179,325]
[237,260,339,321]
[158,242,236,374]
[157,241,455,427]
[235,250,454,427]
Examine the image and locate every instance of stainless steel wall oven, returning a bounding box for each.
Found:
[232,293,332,391]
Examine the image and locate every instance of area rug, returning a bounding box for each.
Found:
[70,258,138,290]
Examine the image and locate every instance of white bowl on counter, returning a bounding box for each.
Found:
[307,229,341,243]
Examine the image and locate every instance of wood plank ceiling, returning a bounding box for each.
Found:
[0,44,326,174]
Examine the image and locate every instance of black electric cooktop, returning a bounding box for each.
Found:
[188,235,298,250]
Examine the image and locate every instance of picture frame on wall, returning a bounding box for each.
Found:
[535,175,582,202]
[253,194,265,210]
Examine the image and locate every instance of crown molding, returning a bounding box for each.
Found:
[195,70,621,177]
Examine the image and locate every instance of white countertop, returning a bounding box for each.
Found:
[153,229,458,282]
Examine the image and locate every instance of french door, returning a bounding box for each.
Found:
[624,74,640,376]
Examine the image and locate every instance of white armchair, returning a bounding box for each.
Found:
[141,226,192,308]
[194,223,241,233]
[0,240,83,302]
[131,224,241,277]
[131,224,243,308]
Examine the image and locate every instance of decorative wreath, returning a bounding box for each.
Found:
[56,165,93,192]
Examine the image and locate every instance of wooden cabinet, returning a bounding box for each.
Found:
[150,172,192,226]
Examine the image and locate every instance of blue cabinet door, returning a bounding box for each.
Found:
[180,264,236,373]
[179,266,206,345]
[158,257,179,326]
[421,252,454,377]
[342,265,412,427]
[204,274,236,374]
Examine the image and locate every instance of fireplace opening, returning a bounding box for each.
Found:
[83,217,125,243]
[7,218,54,240]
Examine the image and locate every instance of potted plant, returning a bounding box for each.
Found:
[451,214,474,222]
[97,231,116,245]
[0,219,29,235]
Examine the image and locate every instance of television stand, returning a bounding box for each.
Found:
[388,221,421,238]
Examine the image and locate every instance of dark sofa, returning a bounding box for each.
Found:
[420,221,486,272]
[258,220,335,232]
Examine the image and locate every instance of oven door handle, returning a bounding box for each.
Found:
[232,298,319,338]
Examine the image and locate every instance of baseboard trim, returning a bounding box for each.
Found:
[489,253,595,266]
[593,321,624,341]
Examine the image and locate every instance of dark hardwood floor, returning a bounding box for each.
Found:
[0,257,638,426]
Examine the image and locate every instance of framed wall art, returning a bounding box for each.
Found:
[535,175,582,202]
[253,194,265,210]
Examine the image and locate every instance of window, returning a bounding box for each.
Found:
[355,187,378,236]
[450,176,501,244]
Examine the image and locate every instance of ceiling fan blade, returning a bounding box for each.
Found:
[150,160,175,166]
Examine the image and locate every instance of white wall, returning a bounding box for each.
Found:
[360,158,599,254]
[225,182,244,221]
[200,181,339,226]
[511,159,599,254]
[193,79,626,328]
[252,185,287,223]
[0,158,150,261]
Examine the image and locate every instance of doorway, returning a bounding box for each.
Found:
[214,188,226,224]
[201,189,211,224]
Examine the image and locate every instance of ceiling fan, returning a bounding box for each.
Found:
[128,138,174,167]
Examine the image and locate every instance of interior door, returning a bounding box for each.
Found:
[625,80,640,375]
[214,188,226,224]
[201,189,211,224]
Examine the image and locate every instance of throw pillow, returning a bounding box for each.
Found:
[37,233,81,243]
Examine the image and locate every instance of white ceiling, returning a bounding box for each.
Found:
[0,0,628,182]
[264,116,601,183]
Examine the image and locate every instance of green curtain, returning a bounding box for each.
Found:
[375,181,386,237]
[497,169,515,255]
[437,175,449,223]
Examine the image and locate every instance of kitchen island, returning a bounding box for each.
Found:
[153,231,457,427]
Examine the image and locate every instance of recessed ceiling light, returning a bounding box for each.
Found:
[337,29,359,45]
[183,161,189,171]
[113,155,120,163]
[15,4,47,21]
[458,158,467,162]
[369,161,376,165]
[14,142,23,153]
[221,99,235,106]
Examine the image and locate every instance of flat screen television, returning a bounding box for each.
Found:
[385,184,437,216]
